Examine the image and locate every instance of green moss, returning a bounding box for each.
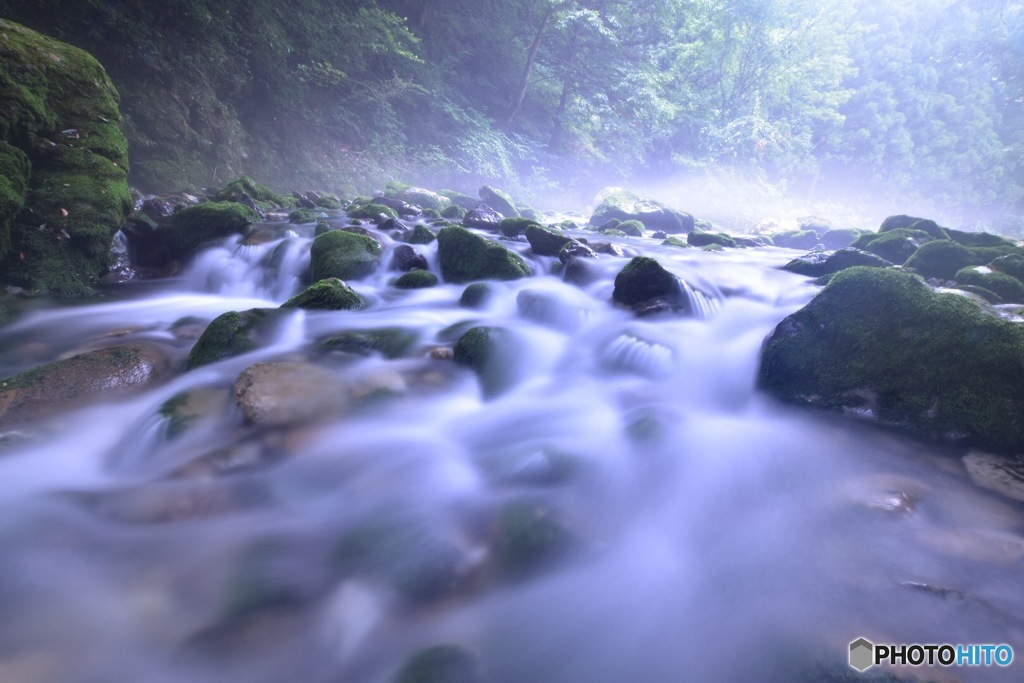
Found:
[770,229,819,250]
[759,267,1024,453]
[0,141,29,261]
[954,284,1002,303]
[186,308,281,369]
[946,229,1015,247]
[617,219,645,237]
[820,228,860,250]
[479,185,518,218]
[438,189,478,210]
[687,230,737,248]
[394,269,438,289]
[319,327,416,358]
[281,278,366,310]
[310,230,382,281]
[436,226,531,283]
[441,205,466,220]
[903,239,972,280]
[524,224,573,256]
[989,253,1024,283]
[661,236,691,248]
[851,228,933,265]
[393,645,483,683]
[459,283,493,309]
[406,224,437,245]
[589,189,693,234]
[954,266,1024,303]
[288,208,327,224]
[612,256,679,306]
[422,208,442,220]
[211,176,290,207]
[166,201,257,258]
[782,248,891,277]
[387,185,451,212]
[599,228,627,237]
[348,203,398,221]
[879,214,925,232]
[965,244,1024,265]
[499,216,540,238]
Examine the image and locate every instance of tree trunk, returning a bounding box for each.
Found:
[507,3,555,125]
[549,21,580,151]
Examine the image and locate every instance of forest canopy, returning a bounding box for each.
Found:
[2,0,1021,221]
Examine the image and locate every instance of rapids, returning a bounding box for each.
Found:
[0,221,1021,682]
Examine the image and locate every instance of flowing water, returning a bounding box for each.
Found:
[0,220,1022,682]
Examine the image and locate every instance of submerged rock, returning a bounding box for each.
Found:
[758,267,1024,453]
[496,499,573,577]
[186,308,284,369]
[310,230,382,282]
[233,361,347,426]
[390,244,429,272]
[0,345,168,425]
[394,269,438,289]
[453,326,518,397]
[436,226,531,283]
[393,645,485,683]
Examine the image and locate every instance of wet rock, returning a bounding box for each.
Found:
[562,257,601,287]
[319,328,418,359]
[393,645,485,683]
[159,387,232,439]
[496,499,573,577]
[186,308,284,369]
[459,283,493,309]
[758,267,1024,453]
[288,208,328,224]
[687,230,737,248]
[391,244,429,272]
[558,240,596,264]
[348,202,398,222]
[479,185,518,218]
[590,241,624,257]
[233,361,347,426]
[404,225,437,245]
[281,278,365,311]
[524,224,574,256]
[954,266,1024,303]
[373,195,421,217]
[441,205,466,221]
[617,219,645,237]
[498,217,538,238]
[851,228,934,265]
[589,188,693,234]
[963,451,1024,502]
[612,256,688,314]
[0,345,168,425]
[462,205,503,230]
[439,190,479,210]
[782,248,892,277]
[661,236,691,249]
[770,229,820,250]
[903,239,972,280]
[395,269,438,289]
[453,326,517,397]
[165,202,259,259]
[387,184,451,212]
[436,227,531,283]
[380,217,412,235]
[310,230,382,282]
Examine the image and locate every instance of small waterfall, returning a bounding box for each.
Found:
[184,233,311,302]
[681,279,721,319]
[106,230,135,280]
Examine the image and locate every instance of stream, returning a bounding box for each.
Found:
[0,219,1022,682]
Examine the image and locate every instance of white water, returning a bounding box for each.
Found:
[0,224,1022,682]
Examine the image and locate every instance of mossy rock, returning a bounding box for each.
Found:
[394,269,438,289]
[517,204,543,222]
[459,283,493,309]
[782,248,891,277]
[661,236,691,248]
[687,230,737,248]
[770,230,819,250]
[405,224,437,245]
[348,203,398,221]
[310,230,382,282]
[524,224,573,256]
[281,278,365,311]
[945,228,1014,247]
[393,645,484,683]
[319,328,417,359]
[989,253,1024,283]
[612,256,681,307]
[479,185,518,218]
[589,188,693,234]
[165,201,258,259]
[453,326,519,397]
[287,208,327,224]
[903,239,972,280]
[879,214,926,232]
[954,284,1003,304]
[436,226,531,283]
[499,217,540,239]
[186,308,283,369]
[438,190,478,210]
[954,266,1024,303]
[386,184,451,212]
[820,228,860,250]
[441,205,466,220]
[617,219,645,237]
[965,244,1024,265]
[0,345,167,425]
[211,176,289,208]
[758,267,1024,453]
[0,20,132,295]
[851,228,933,265]
[496,499,572,577]
[599,228,627,237]
[158,386,231,440]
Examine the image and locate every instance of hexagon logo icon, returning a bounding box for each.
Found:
[849,637,874,672]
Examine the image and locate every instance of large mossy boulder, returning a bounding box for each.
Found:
[393,645,484,683]
[782,248,891,277]
[758,267,1024,453]
[687,230,737,248]
[210,176,291,210]
[612,256,683,308]
[281,278,365,311]
[386,182,451,212]
[479,185,518,218]
[954,266,1024,303]
[165,201,258,259]
[0,19,132,295]
[590,189,693,234]
[186,308,283,369]
[310,230,382,282]
[903,239,972,280]
[851,228,933,265]
[770,229,820,250]
[524,224,574,256]
[436,226,531,283]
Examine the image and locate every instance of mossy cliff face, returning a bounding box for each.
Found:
[0,19,131,295]
[758,267,1024,453]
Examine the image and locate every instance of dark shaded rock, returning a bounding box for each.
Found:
[380,217,412,234]
[591,241,624,257]
[441,205,466,221]
[497,498,573,577]
[758,267,1024,453]
[280,278,365,311]
[438,189,478,210]
[612,256,686,312]
[211,176,289,213]
[405,224,437,245]
[436,227,531,283]
[462,204,503,230]
[525,224,574,256]
[946,229,1015,248]
[310,230,382,282]
[453,326,517,397]
[687,230,737,248]
[590,189,693,234]
[459,283,493,309]
[989,253,1024,283]
[558,240,596,264]
[319,328,417,359]
[395,269,438,289]
[165,202,258,259]
[499,217,539,238]
[782,248,891,277]
[562,258,601,286]
[479,185,518,218]
[391,244,428,272]
[0,345,168,425]
[393,645,484,683]
[186,308,283,369]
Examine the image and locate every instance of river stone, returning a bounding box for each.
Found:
[391,244,428,272]
[186,308,284,369]
[461,204,503,230]
[233,361,347,426]
[963,451,1024,503]
[954,266,1024,303]
[479,185,518,218]
[558,240,596,264]
[903,239,972,280]
[281,278,365,311]
[310,230,382,282]
[0,345,168,425]
[393,645,484,683]
[498,217,538,238]
[394,269,438,289]
[612,256,688,314]
[782,248,892,277]
[436,226,531,283]
[165,201,259,259]
[453,326,518,397]
[590,188,693,234]
[159,387,232,439]
[758,267,1024,453]
[851,228,934,265]
[388,185,451,212]
[497,498,573,577]
[687,230,737,248]
[404,225,436,245]
[525,224,574,256]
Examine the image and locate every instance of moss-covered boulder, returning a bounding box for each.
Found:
[612,256,685,311]
[524,224,574,256]
[954,266,1024,303]
[393,645,484,683]
[453,326,519,397]
[348,202,398,221]
[441,205,466,221]
[165,201,258,259]
[878,215,947,240]
[186,308,283,369]
[903,239,972,280]
[879,215,925,232]
[459,283,493,309]
[758,267,1024,453]
[0,345,168,425]
[589,188,693,234]
[0,19,132,295]
[438,190,478,210]
[498,216,539,238]
[210,176,290,210]
[310,230,382,282]
[851,228,933,265]
[989,254,1024,283]
[617,219,645,237]
[820,228,861,250]
[394,269,438,289]
[436,226,531,283]
[405,224,437,245]
[479,185,518,218]
[770,230,820,250]
[662,236,692,249]
[386,183,451,212]
[946,229,1015,248]
[319,327,417,359]
[281,278,365,311]
[782,248,891,277]
[687,230,738,248]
